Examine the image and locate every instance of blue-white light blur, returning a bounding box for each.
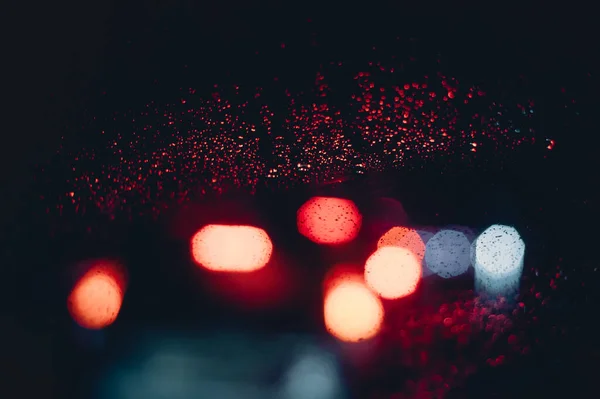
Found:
[472,224,525,296]
[425,229,471,279]
[97,331,345,399]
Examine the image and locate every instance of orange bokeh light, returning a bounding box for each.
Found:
[324,279,384,342]
[297,196,362,245]
[377,226,426,263]
[191,224,273,272]
[365,246,421,299]
[67,263,124,330]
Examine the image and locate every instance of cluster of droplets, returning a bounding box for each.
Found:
[350,66,537,166]
[46,61,544,219]
[372,286,540,399]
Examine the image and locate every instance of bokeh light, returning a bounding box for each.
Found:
[424,229,471,279]
[473,224,525,295]
[377,226,429,274]
[191,224,273,272]
[67,262,124,330]
[323,279,384,342]
[364,246,421,299]
[297,197,362,245]
[98,332,349,399]
[378,227,424,252]
[279,349,344,399]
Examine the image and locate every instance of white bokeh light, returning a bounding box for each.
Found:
[424,230,471,279]
[472,224,525,296]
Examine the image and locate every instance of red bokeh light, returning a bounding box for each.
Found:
[324,278,384,342]
[67,261,125,330]
[191,224,273,272]
[297,196,362,245]
[365,246,421,299]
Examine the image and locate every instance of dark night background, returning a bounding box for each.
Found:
[2,1,600,398]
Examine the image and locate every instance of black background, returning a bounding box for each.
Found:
[2,1,599,398]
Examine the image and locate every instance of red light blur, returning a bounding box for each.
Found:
[191,224,273,272]
[297,196,362,245]
[67,260,125,330]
